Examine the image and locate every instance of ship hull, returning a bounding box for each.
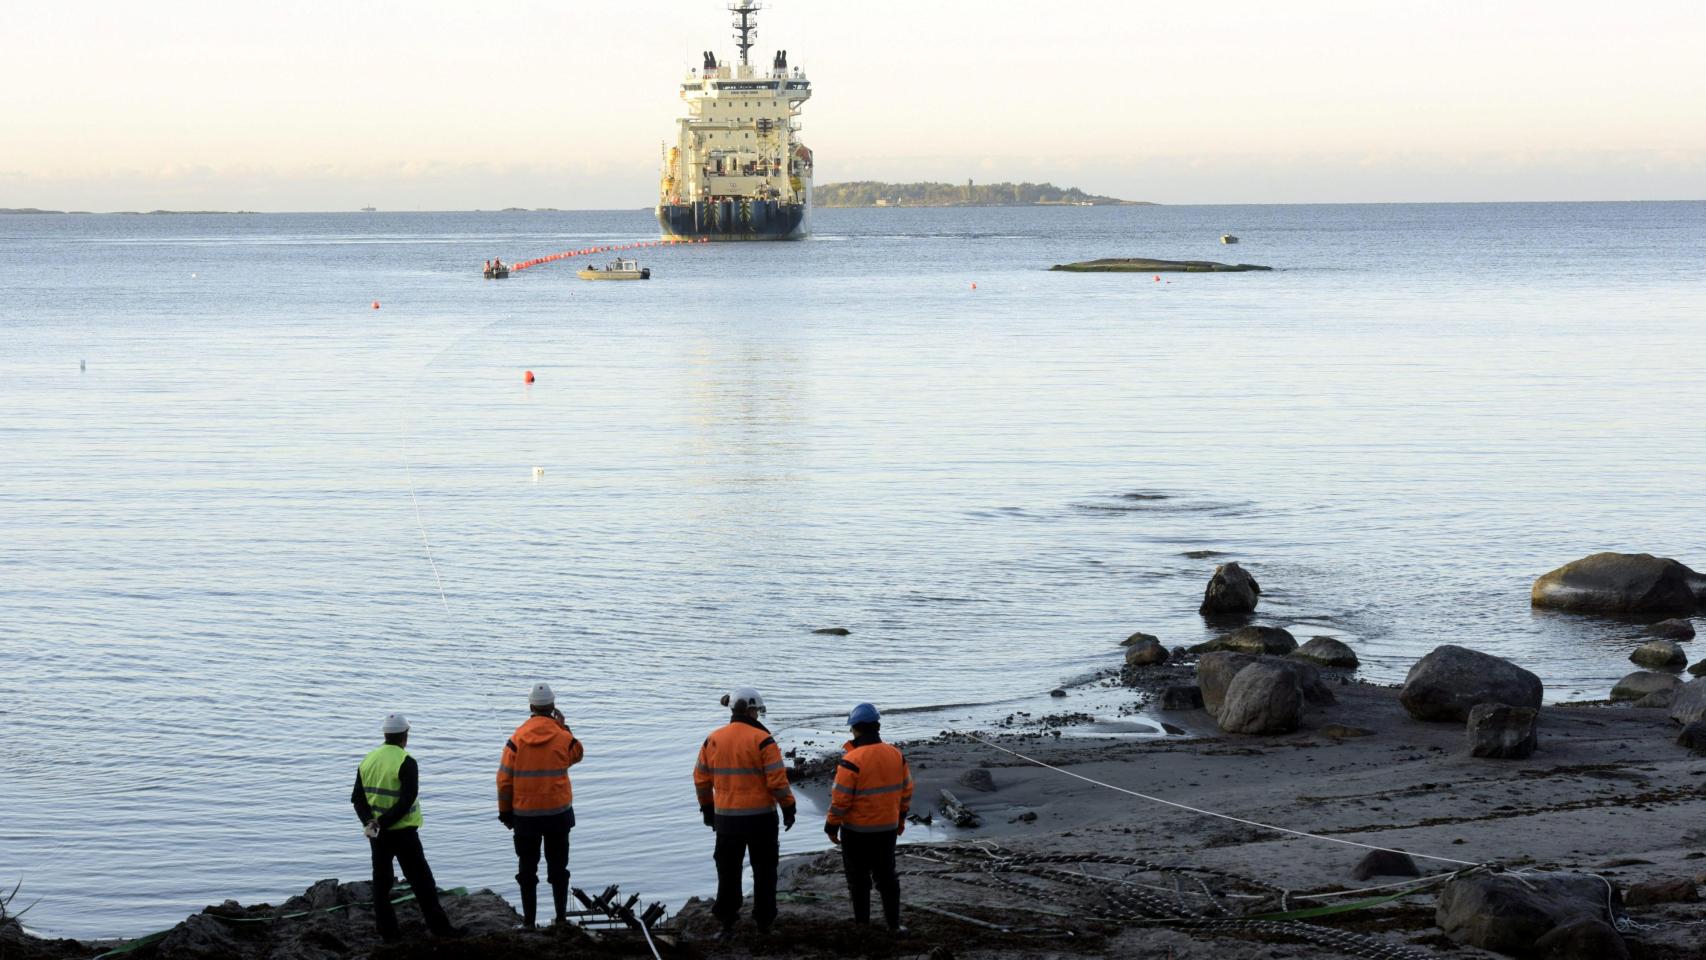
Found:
[657,199,807,241]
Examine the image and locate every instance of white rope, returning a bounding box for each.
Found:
[964,733,1481,868]
[400,423,451,617]
[635,914,664,960]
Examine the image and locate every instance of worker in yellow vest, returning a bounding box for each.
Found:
[352,713,461,941]
[824,703,913,933]
[693,687,796,940]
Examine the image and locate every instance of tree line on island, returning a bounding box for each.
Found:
[816,181,1147,208]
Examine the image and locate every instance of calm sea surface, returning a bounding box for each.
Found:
[3,202,1704,937]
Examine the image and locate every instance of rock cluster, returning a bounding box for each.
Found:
[1196,652,1333,733]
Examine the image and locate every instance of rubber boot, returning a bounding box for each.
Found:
[551,882,569,926]
[519,881,538,930]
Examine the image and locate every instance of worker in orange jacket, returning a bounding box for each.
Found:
[693,686,796,940]
[497,682,584,929]
[824,702,913,933]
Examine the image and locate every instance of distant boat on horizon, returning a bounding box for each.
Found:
[360,206,377,213]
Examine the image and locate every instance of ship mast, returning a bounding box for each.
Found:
[729,0,760,65]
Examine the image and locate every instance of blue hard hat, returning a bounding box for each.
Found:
[847,702,881,727]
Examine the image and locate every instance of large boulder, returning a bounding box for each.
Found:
[1669,679,1706,726]
[1532,552,1700,616]
[1533,918,1631,960]
[1609,670,1682,703]
[1467,703,1539,758]
[1649,618,1696,641]
[1629,639,1687,670]
[1400,645,1544,722]
[1216,661,1304,734]
[1199,561,1260,616]
[1195,625,1296,656]
[1197,652,1333,717]
[1437,872,1621,956]
[1291,635,1359,668]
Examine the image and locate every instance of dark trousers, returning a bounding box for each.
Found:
[368,828,453,938]
[712,817,780,929]
[840,829,900,928]
[513,828,570,925]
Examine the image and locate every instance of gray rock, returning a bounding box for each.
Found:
[1437,872,1620,956]
[1400,645,1544,722]
[1351,850,1419,881]
[1678,721,1706,754]
[1533,918,1630,960]
[1120,630,1159,647]
[958,768,996,792]
[813,626,852,636]
[1531,552,1700,615]
[1630,639,1687,670]
[1672,679,1706,726]
[1634,689,1676,709]
[1158,685,1204,711]
[1216,661,1304,734]
[1199,561,1260,616]
[1049,688,1067,698]
[1692,660,1706,678]
[1207,625,1297,656]
[1124,638,1169,667]
[1609,670,1682,702]
[1291,636,1359,668]
[1467,703,1538,758]
[1198,652,1333,718]
[1650,618,1697,641]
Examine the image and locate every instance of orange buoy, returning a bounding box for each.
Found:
[372,300,381,309]
[970,282,977,290]
[524,370,535,384]
[1153,275,1161,282]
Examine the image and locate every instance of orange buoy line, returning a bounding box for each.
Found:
[507,236,710,273]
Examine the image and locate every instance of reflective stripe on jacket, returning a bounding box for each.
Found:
[825,738,913,833]
[359,744,423,830]
[693,718,794,817]
[497,715,584,819]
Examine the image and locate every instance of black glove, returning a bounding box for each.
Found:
[701,805,715,828]
[782,805,796,831]
[498,811,514,830]
[824,823,841,845]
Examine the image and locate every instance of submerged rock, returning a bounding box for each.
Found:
[1198,562,1260,617]
[1466,703,1539,759]
[1630,639,1688,670]
[1531,552,1700,616]
[1650,618,1696,641]
[1609,670,1682,703]
[1436,872,1621,956]
[1216,661,1304,734]
[1290,636,1359,668]
[812,626,852,636]
[1400,645,1543,722]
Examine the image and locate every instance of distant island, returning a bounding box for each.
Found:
[817,181,1149,208]
[0,208,254,215]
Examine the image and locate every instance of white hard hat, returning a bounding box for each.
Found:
[726,686,765,714]
[381,713,410,734]
[529,682,555,708]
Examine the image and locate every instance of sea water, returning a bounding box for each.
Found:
[2,202,1703,937]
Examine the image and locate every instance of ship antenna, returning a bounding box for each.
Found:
[728,0,760,65]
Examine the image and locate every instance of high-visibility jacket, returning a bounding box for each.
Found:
[359,744,423,831]
[693,718,795,819]
[825,737,913,833]
[497,715,584,821]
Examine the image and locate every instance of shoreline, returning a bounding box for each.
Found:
[10,671,1703,959]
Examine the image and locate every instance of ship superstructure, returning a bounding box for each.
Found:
[657,1,813,241]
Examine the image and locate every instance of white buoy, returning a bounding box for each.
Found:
[531,466,545,482]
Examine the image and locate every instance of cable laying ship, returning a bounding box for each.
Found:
[657,1,813,241]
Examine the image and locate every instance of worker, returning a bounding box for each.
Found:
[693,687,796,940]
[351,713,461,942]
[496,682,585,929]
[824,703,913,933]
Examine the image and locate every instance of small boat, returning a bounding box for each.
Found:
[483,264,510,279]
[577,257,651,281]
[1220,234,1239,244]
[360,206,377,213]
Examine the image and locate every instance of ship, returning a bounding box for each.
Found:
[657,1,813,241]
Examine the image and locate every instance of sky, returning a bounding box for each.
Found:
[3,0,1704,210]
